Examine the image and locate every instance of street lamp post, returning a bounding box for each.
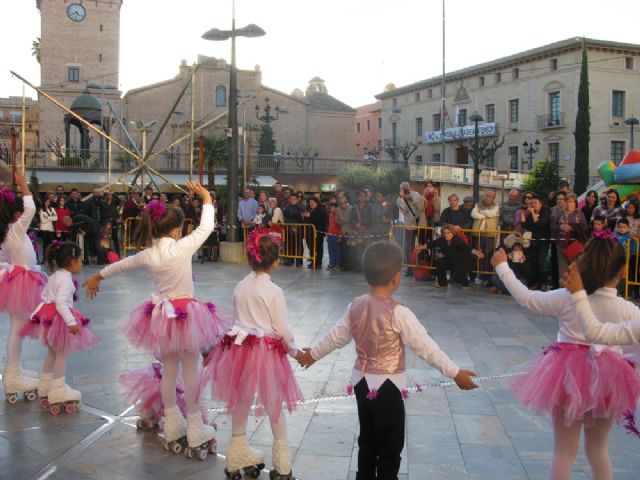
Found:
[523,139,540,171]
[495,170,510,209]
[202,14,265,243]
[469,112,484,202]
[625,116,639,150]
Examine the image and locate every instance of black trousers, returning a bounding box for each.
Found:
[527,242,550,287]
[354,378,405,480]
[435,256,471,287]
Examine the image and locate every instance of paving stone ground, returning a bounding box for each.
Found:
[1,262,639,480]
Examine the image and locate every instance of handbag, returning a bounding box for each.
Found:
[561,240,584,262]
[403,198,420,226]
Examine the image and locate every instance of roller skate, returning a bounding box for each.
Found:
[37,373,53,408]
[3,365,38,404]
[162,406,187,454]
[225,434,265,480]
[184,413,217,461]
[269,439,296,480]
[47,377,81,414]
[21,367,40,379]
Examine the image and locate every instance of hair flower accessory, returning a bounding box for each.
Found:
[0,189,15,205]
[246,226,283,264]
[366,389,379,400]
[145,200,166,222]
[592,228,617,241]
[623,409,640,439]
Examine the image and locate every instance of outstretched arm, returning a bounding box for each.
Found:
[175,181,214,256]
[310,305,354,362]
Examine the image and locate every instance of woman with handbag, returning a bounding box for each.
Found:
[552,193,588,279]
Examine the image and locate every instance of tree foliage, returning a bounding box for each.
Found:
[338,165,408,196]
[32,37,40,64]
[522,159,561,200]
[573,38,591,195]
[258,124,276,156]
[194,134,228,189]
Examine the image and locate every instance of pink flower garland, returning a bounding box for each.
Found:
[592,228,617,241]
[0,189,15,205]
[145,200,166,222]
[246,226,283,264]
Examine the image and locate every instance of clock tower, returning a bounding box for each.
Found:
[37,0,123,150]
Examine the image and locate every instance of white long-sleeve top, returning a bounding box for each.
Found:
[311,303,459,391]
[570,290,640,345]
[37,269,78,326]
[39,208,58,232]
[0,195,37,267]
[229,271,298,355]
[99,203,215,299]
[496,262,624,352]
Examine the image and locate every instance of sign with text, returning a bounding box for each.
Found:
[423,122,497,144]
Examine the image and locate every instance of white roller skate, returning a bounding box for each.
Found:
[3,365,38,404]
[184,413,217,461]
[21,367,40,379]
[269,439,296,480]
[162,406,187,454]
[225,434,265,480]
[37,373,53,408]
[47,377,81,415]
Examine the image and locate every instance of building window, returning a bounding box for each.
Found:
[8,111,22,123]
[549,143,560,163]
[415,92,421,102]
[612,90,625,117]
[392,98,398,107]
[415,117,423,140]
[68,66,80,82]
[486,104,495,123]
[367,119,370,131]
[486,150,495,168]
[432,153,441,163]
[215,85,226,107]
[415,155,423,164]
[458,108,467,126]
[100,24,103,32]
[509,99,519,123]
[550,58,558,71]
[479,76,485,87]
[625,57,634,70]
[549,91,561,125]
[428,89,433,99]
[99,53,102,62]
[513,68,519,80]
[509,146,519,170]
[432,113,441,131]
[378,117,382,129]
[495,72,501,83]
[356,122,360,133]
[612,141,625,164]
[391,122,397,144]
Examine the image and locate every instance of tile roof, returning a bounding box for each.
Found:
[306,93,355,113]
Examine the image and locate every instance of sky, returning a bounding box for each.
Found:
[2,0,640,108]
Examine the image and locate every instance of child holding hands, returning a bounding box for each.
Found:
[299,241,477,480]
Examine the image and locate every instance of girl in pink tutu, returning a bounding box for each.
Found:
[0,171,48,403]
[491,231,640,480]
[205,227,303,480]
[84,181,225,460]
[19,241,98,414]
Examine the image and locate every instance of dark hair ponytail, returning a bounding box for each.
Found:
[576,237,626,294]
[135,205,185,248]
[45,241,82,271]
[0,194,25,245]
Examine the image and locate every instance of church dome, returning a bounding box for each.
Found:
[70,91,102,113]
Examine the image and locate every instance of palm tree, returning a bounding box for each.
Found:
[194,134,228,190]
[32,37,41,64]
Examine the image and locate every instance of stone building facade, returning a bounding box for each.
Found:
[376,37,640,182]
[354,101,382,158]
[0,97,39,150]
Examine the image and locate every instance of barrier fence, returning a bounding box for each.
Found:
[122,217,194,256]
[243,223,318,268]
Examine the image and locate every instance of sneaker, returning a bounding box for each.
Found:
[474,278,483,285]
[490,286,501,294]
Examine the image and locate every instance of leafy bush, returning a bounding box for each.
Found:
[338,165,408,196]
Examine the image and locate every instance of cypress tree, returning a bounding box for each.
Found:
[574,38,590,195]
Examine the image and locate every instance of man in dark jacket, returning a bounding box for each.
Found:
[303,197,328,269]
[282,195,306,266]
[521,194,551,290]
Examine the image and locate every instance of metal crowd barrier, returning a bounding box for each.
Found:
[243,223,317,268]
[122,217,193,257]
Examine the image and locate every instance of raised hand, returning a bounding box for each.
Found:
[186,180,212,205]
[491,248,508,267]
[14,170,29,195]
[454,369,478,390]
[560,263,585,293]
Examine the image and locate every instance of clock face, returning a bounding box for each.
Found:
[67,3,86,22]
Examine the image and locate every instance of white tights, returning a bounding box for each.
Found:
[5,313,28,369]
[550,415,613,480]
[42,347,67,379]
[232,401,288,440]
[160,350,201,416]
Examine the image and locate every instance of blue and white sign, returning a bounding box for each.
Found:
[423,122,497,144]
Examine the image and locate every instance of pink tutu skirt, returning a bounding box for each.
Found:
[120,362,187,421]
[122,297,229,354]
[19,303,98,353]
[509,342,640,424]
[206,334,303,419]
[0,266,47,315]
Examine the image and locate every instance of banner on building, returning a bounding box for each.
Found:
[423,122,496,144]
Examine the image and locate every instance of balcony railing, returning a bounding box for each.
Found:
[409,162,525,188]
[537,113,565,129]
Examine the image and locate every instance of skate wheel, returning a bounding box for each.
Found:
[6,394,18,404]
[50,404,62,415]
[184,447,193,459]
[197,449,207,461]
[269,470,277,480]
[163,441,170,451]
[25,391,37,401]
[170,441,183,454]
[225,470,242,480]
[208,439,217,454]
[39,397,48,409]
[246,466,261,478]
[64,403,76,414]
[136,418,145,430]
